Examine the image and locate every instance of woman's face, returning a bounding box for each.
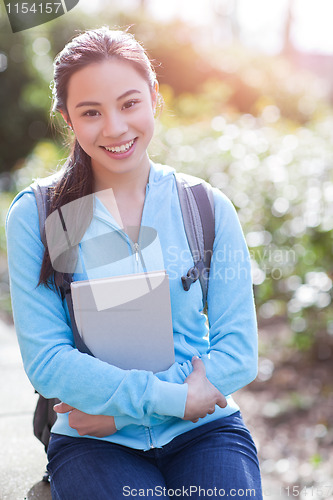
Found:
[65,59,157,189]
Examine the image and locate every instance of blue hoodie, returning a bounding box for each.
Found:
[6,161,258,451]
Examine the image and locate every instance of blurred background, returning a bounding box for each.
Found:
[0,0,332,496]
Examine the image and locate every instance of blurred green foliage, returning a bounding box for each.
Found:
[0,24,50,176]
[151,87,333,353]
[0,10,332,357]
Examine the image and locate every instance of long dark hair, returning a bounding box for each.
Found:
[39,27,159,288]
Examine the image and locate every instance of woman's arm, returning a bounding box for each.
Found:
[202,188,258,395]
[54,356,226,436]
[6,191,188,421]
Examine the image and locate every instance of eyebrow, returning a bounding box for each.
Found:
[75,90,142,109]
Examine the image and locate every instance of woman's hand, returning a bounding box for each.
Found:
[54,402,117,438]
[183,357,227,423]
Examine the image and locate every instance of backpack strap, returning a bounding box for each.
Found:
[31,179,94,357]
[31,181,51,248]
[175,173,215,306]
[62,275,94,356]
[31,172,62,245]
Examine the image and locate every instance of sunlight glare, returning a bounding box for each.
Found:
[292,0,333,53]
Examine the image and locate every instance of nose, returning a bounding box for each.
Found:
[102,111,128,138]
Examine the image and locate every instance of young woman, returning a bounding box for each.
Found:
[6,27,262,499]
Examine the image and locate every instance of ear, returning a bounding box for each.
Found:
[60,110,72,129]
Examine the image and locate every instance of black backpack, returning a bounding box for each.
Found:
[30,171,215,463]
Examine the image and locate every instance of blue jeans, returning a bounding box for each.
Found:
[47,411,262,499]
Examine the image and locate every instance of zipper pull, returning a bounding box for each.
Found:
[133,242,139,263]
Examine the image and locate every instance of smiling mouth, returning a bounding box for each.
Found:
[102,138,136,154]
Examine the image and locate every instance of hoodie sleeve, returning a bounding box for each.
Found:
[201,188,258,395]
[6,191,188,421]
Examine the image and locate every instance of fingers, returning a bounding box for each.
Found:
[191,356,206,376]
[192,407,215,421]
[216,393,227,409]
[53,402,75,414]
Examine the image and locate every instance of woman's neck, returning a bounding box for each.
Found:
[93,159,151,240]
[93,159,151,198]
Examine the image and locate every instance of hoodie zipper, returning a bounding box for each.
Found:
[146,426,155,449]
[94,182,150,273]
[131,182,150,273]
[133,242,140,272]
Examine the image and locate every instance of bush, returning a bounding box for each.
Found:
[151,96,333,350]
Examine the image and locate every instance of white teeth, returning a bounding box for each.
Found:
[104,139,134,153]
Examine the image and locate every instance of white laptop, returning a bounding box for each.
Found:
[71,270,175,373]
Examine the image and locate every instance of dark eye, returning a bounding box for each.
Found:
[122,99,140,110]
[82,110,100,117]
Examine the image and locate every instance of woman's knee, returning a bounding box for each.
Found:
[47,434,168,500]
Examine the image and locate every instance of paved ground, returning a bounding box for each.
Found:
[0,320,51,500]
[0,319,287,500]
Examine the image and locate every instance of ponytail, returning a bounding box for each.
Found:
[38,140,93,288]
